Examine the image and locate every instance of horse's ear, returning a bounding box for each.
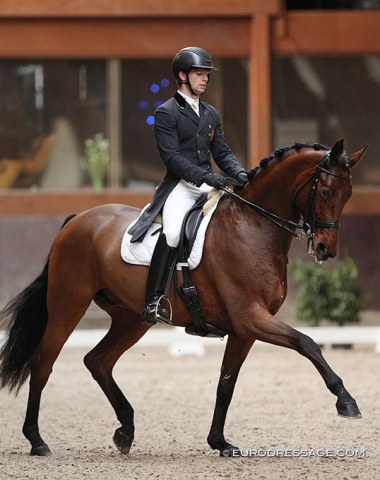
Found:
[348,144,368,168]
[329,139,345,164]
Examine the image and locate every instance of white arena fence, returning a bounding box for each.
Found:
[1,326,379,356]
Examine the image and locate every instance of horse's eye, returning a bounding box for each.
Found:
[321,187,330,199]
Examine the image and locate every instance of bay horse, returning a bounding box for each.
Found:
[0,139,366,458]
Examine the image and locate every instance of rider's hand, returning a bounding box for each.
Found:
[202,172,227,190]
[236,171,249,186]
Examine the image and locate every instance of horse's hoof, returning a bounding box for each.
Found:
[220,446,241,457]
[336,400,362,418]
[30,444,52,456]
[113,428,133,455]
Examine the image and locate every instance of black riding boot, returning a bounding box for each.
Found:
[142,233,173,325]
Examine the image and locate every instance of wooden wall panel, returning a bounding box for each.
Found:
[273,11,380,56]
[1,6,379,218]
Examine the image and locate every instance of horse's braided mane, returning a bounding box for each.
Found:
[248,142,329,179]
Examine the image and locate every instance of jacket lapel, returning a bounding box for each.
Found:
[198,101,210,132]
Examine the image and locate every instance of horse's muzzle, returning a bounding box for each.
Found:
[315,241,336,262]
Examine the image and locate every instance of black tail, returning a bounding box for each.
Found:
[0,259,49,393]
[0,213,76,394]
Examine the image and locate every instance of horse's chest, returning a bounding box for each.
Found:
[260,263,287,312]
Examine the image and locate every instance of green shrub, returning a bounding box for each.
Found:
[289,257,369,326]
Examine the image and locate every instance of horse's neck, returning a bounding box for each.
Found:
[217,186,295,256]
[244,174,299,225]
[235,162,307,250]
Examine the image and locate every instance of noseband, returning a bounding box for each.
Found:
[223,150,351,253]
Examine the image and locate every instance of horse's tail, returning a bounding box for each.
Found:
[0,213,77,394]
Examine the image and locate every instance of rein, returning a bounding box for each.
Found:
[223,150,352,250]
[222,187,303,237]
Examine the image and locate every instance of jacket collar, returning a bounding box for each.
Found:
[174,92,209,128]
[174,91,187,109]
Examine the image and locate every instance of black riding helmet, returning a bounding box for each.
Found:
[172,47,217,85]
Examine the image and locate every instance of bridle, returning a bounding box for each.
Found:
[223,150,352,252]
[297,150,351,252]
[295,150,351,231]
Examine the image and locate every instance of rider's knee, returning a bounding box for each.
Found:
[163,228,180,248]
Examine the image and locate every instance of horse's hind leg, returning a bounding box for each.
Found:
[83,309,150,455]
[23,306,90,456]
[245,309,361,418]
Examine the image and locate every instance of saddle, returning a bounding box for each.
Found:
[170,193,229,338]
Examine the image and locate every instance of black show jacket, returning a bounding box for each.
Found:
[129,92,245,243]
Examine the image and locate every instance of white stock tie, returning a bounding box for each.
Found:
[191,101,200,116]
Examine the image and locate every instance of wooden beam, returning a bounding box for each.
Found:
[0,18,250,58]
[274,11,380,56]
[0,0,282,18]
[106,59,123,188]
[0,190,153,215]
[0,186,378,216]
[249,14,272,167]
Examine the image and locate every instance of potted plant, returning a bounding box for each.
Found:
[290,256,369,347]
[83,133,109,191]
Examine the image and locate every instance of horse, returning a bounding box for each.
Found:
[0,139,366,458]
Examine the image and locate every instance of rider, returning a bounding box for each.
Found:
[128,46,249,324]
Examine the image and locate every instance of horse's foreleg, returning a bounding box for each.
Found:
[207,335,255,457]
[245,310,361,419]
[83,312,150,455]
[294,330,361,418]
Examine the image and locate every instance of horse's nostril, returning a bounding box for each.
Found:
[316,242,328,259]
[315,242,336,260]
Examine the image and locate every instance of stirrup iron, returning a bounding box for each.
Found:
[143,295,172,325]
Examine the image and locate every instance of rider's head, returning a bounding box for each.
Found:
[172,47,216,96]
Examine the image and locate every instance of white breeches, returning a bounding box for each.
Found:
[162,179,212,248]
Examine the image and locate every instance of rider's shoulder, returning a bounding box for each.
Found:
[158,96,177,111]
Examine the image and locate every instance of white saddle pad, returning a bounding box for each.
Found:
[121,192,222,270]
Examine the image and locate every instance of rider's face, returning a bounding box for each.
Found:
[179,68,211,97]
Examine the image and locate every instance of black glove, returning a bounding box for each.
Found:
[236,171,249,186]
[202,172,227,190]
